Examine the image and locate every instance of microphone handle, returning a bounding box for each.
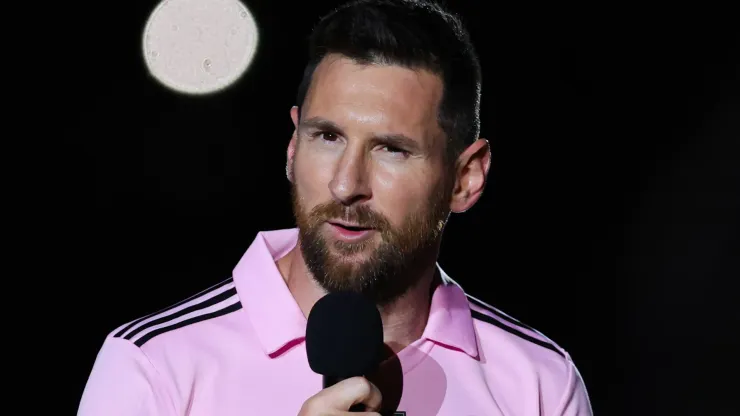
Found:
[323,375,366,412]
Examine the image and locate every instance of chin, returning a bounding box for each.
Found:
[326,245,375,264]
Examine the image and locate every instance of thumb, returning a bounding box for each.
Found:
[324,377,383,411]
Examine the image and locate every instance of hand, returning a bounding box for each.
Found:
[298,376,383,415]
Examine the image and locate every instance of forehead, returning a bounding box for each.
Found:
[302,55,444,143]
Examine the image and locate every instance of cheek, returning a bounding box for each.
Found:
[294,149,335,204]
[371,167,434,223]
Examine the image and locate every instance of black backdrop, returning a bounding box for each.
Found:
[48,1,739,414]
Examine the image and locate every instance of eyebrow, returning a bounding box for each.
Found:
[298,116,423,152]
[298,117,343,134]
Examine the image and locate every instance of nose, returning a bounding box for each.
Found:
[329,144,372,206]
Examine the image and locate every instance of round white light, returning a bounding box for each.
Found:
[142,0,259,95]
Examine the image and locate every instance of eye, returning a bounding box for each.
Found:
[316,131,339,142]
[381,145,409,156]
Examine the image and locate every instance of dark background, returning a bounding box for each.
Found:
[46,1,738,414]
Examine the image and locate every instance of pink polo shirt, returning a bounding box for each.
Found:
[78,228,592,415]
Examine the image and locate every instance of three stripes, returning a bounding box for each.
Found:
[114,277,242,347]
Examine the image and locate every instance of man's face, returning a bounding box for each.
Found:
[290,55,453,305]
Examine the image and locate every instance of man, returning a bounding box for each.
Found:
[78,0,593,415]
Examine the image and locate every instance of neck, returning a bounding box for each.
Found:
[277,244,441,354]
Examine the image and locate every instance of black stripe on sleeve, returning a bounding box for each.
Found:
[134,302,243,347]
[467,295,535,332]
[114,277,233,338]
[470,310,564,358]
[124,288,238,340]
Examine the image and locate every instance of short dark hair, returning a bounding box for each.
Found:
[295,0,482,162]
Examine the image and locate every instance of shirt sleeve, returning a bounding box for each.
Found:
[77,336,177,416]
[551,359,593,416]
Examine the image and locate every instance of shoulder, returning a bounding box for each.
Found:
[467,294,566,359]
[435,264,593,414]
[466,294,581,389]
[465,295,592,414]
[109,277,243,348]
[81,278,246,415]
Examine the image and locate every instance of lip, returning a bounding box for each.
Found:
[327,221,376,242]
[328,219,370,229]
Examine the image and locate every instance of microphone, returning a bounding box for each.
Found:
[305,291,384,392]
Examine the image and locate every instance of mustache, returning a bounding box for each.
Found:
[308,202,391,230]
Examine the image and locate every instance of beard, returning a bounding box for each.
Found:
[291,174,452,306]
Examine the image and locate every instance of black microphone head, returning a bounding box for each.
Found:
[305,292,384,379]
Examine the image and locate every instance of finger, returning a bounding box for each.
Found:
[337,412,382,416]
[323,376,383,411]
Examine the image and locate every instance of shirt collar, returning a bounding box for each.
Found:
[233,228,479,359]
[233,228,307,356]
[422,268,479,358]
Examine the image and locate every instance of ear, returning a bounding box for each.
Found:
[290,105,300,129]
[449,138,491,213]
[287,106,300,182]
